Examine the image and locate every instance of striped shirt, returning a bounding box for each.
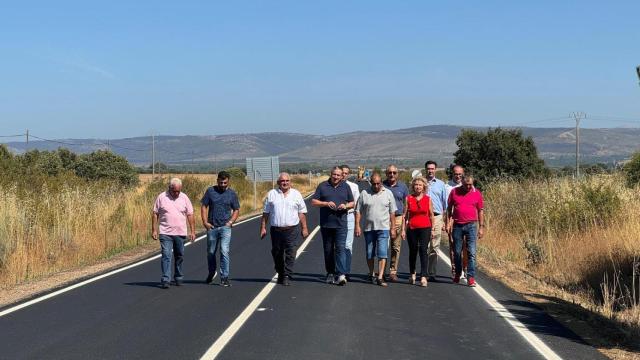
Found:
[263,188,308,227]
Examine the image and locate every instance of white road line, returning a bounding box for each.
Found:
[0,213,264,318]
[200,225,321,360]
[436,249,562,360]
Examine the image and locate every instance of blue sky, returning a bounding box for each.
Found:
[1,1,639,139]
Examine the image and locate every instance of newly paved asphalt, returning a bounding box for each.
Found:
[0,201,605,359]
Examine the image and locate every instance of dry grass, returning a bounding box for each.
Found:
[481,174,640,353]
[0,173,321,288]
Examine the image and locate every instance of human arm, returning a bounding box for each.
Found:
[260,213,269,239]
[201,205,212,230]
[355,211,362,237]
[187,213,196,242]
[152,211,159,240]
[478,209,485,239]
[311,198,336,209]
[227,209,239,227]
[400,198,408,240]
[299,212,309,238]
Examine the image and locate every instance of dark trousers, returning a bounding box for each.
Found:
[270,226,299,277]
[320,226,348,276]
[407,227,431,278]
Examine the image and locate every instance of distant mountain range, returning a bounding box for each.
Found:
[5,125,640,167]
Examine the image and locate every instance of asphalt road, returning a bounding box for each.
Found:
[0,201,605,360]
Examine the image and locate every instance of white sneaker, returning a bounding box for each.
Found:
[460,270,466,279]
[337,274,347,286]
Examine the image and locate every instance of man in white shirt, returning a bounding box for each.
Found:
[260,172,309,286]
[341,165,360,281]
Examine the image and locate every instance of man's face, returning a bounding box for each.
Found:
[385,167,398,183]
[425,163,437,179]
[330,169,343,185]
[169,184,182,197]
[464,178,474,191]
[341,168,350,181]
[370,177,383,193]
[278,176,291,191]
[453,167,464,184]
[217,177,229,190]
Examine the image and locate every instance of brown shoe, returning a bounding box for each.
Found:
[389,273,399,282]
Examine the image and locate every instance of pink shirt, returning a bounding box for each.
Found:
[153,191,194,236]
[448,187,484,224]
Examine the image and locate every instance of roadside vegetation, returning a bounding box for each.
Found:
[0,145,320,287]
[453,129,640,355]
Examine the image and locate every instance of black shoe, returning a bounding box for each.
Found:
[282,276,291,286]
[206,271,217,284]
[277,274,284,284]
[160,282,170,289]
[174,280,183,286]
[221,277,231,287]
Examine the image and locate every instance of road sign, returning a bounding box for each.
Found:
[246,156,279,182]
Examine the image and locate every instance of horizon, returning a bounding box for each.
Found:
[4,122,640,143]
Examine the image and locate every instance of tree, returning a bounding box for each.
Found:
[624,151,640,187]
[453,128,546,184]
[75,150,139,187]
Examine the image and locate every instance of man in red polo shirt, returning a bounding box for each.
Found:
[446,175,485,287]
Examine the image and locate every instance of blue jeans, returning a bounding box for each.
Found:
[320,226,348,276]
[345,213,355,274]
[159,234,185,284]
[207,226,232,278]
[452,222,477,278]
[364,230,389,260]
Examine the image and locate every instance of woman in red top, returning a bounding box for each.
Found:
[401,177,435,287]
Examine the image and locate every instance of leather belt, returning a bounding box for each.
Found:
[271,225,297,231]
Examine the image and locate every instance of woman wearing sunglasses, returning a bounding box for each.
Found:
[402,176,435,287]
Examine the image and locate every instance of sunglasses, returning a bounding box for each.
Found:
[387,171,397,175]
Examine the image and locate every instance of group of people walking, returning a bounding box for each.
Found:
[151,162,484,289]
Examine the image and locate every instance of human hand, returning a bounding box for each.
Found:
[260,227,267,239]
[326,201,337,210]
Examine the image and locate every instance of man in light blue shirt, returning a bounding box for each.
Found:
[425,160,448,280]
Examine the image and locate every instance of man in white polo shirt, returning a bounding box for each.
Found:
[340,164,360,281]
[260,172,309,286]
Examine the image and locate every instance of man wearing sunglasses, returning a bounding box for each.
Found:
[152,178,196,289]
[260,173,309,286]
[382,164,409,282]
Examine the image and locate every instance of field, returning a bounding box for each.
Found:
[480,174,640,353]
[0,173,321,287]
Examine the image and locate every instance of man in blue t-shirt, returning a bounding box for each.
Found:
[382,164,409,282]
[311,166,354,286]
[201,170,240,287]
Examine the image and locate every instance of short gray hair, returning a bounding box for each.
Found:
[169,177,182,188]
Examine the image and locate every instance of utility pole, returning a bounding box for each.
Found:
[191,150,195,174]
[152,134,156,178]
[26,129,29,149]
[571,112,586,178]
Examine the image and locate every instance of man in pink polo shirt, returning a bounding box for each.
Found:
[152,178,196,289]
[446,175,485,287]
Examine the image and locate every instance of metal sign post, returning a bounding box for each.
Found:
[246,156,280,211]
